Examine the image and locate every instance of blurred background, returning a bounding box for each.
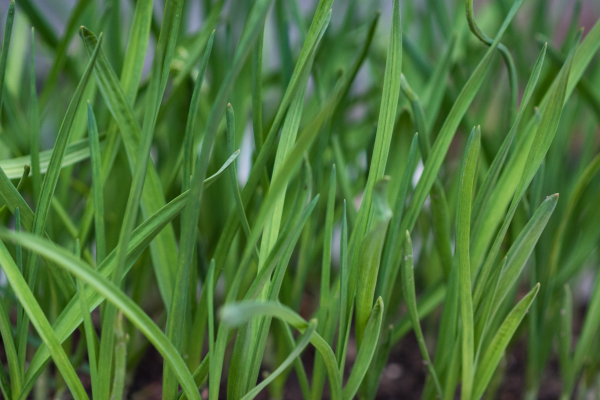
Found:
[0,0,599,399]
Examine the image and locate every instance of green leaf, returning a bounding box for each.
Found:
[245,196,319,302]
[226,193,319,398]
[206,260,216,398]
[225,103,252,240]
[477,194,558,346]
[471,44,547,254]
[254,13,323,315]
[75,0,155,264]
[398,0,521,238]
[471,20,600,290]
[182,30,215,193]
[0,239,89,400]
[457,126,480,400]
[87,102,105,263]
[80,26,179,307]
[400,76,453,276]
[336,200,349,369]
[346,0,401,324]
[364,325,393,400]
[120,0,155,101]
[29,27,41,204]
[19,161,234,398]
[14,207,26,375]
[0,136,103,180]
[547,150,600,291]
[230,94,340,295]
[211,0,335,277]
[0,230,201,400]
[472,33,576,311]
[170,1,279,395]
[320,166,337,314]
[0,163,74,300]
[15,33,103,376]
[0,0,15,113]
[0,247,21,398]
[76,275,99,400]
[111,312,127,400]
[251,29,265,154]
[472,284,540,400]
[0,361,9,400]
[241,320,317,400]
[392,282,447,343]
[355,179,391,346]
[220,301,343,400]
[378,133,418,307]
[342,297,384,400]
[96,0,185,396]
[558,284,573,395]
[401,231,443,398]
[466,0,519,123]
[570,269,600,391]
[25,33,102,284]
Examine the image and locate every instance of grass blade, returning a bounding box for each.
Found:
[15,33,103,378]
[225,103,252,240]
[0,0,15,113]
[320,165,336,314]
[476,193,558,350]
[0,246,21,398]
[336,200,349,369]
[471,20,600,292]
[457,126,481,400]
[0,167,76,300]
[466,0,519,123]
[87,102,105,263]
[220,301,343,400]
[570,269,600,392]
[342,297,384,400]
[23,33,103,285]
[111,311,127,400]
[346,0,401,324]
[355,179,391,346]
[0,240,89,400]
[120,0,154,101]
[0,136,102,180]
[378,133,418,306]
[398,0,521,238]
[168,1,277,396]
[242,320,317,400]
[76,275,99,400]
[472,34,576,311]
[471,44,547,254]
[95,0,185,396]
[20,161,234,395]
[472,284,540,400]
[0,230,201,400]
[182,30,215,193]
[80,27,179,306]
[401,231,443,398]
[29,27,41,204]
[558,284,573,397]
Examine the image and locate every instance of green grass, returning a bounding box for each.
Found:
[0,0,598,399]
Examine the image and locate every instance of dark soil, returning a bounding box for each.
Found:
[0,323,566,399]
[117,331,564,399]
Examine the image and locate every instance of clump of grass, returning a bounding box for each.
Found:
[0,0,598,399]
